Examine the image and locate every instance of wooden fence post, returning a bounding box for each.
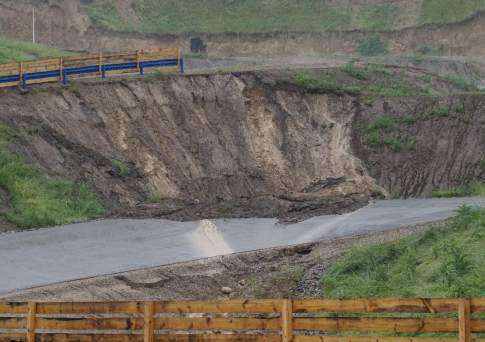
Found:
[281,299,293,342]
[136,50,141,73]
[26,302,37,342]
[459,299,471,342]
[144,301,155,342]
[18,61,23,88]
[99,52,103,78]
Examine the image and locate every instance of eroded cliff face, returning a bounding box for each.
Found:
[353,96,485,197]
[0,73,378,221]
[2,71,483,224]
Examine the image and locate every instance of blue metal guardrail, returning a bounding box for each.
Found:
[0,58,184,90]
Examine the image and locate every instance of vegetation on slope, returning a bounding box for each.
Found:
[85,0,485,34]
[322,205,485,298]
[0,39,70,64]
[0,124,104,229]
[419,0,485,25]
[432,183,485,198]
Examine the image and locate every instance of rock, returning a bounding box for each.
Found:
[221,286,233,294]
[238,280,246,287]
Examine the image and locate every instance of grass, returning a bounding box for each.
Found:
[146,192,172,203]
[293,72,357,94]
[85,0,485,34]
[364,115,417,151]
[432,182,485,198]
[111,159,131,177]
[419,0,485,25]
[0,39,71,64]
[322,205,485,298]
[444,74,481,92]
[357,34,388,56]
[0,123,104,229]
[368,81,423,97]
[295,66,428,99]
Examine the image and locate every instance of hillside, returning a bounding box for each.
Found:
[0,62,484,231]
[3,0,485,56]
[87,0,485,34]
[0,38,69,63]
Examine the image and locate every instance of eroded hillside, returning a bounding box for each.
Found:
[0,66,484,230]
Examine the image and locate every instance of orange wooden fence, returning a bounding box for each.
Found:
[0,299,481,342]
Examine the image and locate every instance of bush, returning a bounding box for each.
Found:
[357,34,388,56]
[111,159,131,177]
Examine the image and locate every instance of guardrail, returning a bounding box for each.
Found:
[0,48,183,90]
[0,298,480,342]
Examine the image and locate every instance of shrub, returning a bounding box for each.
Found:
[357,34,388,56]
[111,159,131,177]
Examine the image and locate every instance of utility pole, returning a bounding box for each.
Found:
[32,7,35,44]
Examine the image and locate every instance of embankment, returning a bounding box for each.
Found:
[0,68,484,228]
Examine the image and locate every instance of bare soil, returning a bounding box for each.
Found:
[0,71,380,226]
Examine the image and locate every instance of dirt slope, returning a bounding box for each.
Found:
[354,96,485,197]
[0,73,378,222]
[0,67,484,227]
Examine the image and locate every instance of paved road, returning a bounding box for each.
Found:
[2,197,485,295]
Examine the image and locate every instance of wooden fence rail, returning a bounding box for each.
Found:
[0,299,483,342]
[0,48,183,90]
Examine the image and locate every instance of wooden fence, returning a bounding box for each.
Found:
[0,48,183,90]
[0,299,483,342]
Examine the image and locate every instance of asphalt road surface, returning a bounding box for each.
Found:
[2,197,485,295]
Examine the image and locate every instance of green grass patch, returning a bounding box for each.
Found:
[0,123,104,229]
[419,0,485,25]
[356,34,388,56]
[364,115,417,151]
[85,1,135,32]
[322,205,485,298]
[342,62,371,81]
[367,80,423,97]
[146,192,172,203]
[432,182,485,198]
[293,71,358,94]
[445,74,481,92]
[111,159,131,177]
[86,0,481,35]
[0,39,71,64]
